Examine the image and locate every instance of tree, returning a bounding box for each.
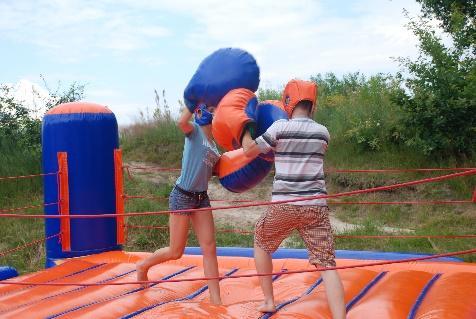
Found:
[393,3,475,158]
[257,87,282,101]
[0,80,86,150]
[41,75,85,110]
[416,0,475,52]
[0,85,41,147]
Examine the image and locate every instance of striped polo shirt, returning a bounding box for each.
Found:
[256,117,330,206]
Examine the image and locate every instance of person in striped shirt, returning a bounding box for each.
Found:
[242,80,345,318]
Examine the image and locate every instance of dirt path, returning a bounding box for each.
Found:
[127,161,412,234]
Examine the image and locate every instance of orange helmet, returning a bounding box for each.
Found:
[282,79,318,117]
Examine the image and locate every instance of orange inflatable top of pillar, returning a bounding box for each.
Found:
[46,102,114,115]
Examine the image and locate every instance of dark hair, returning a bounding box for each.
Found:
[295,100,313,113]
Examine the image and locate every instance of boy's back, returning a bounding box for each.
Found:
[256,117,330,205]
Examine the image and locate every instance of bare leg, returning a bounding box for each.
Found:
[136,214,190,286]
[191,210,222,305]
[320,270,346,319]
[254,244,276,312]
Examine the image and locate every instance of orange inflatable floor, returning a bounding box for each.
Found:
[0,251,475,319]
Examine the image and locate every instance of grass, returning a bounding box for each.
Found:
[0,139,45,273]
[121,120,183,166]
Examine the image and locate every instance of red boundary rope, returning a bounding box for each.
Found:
[0,172,57,181]
[124,194,473,206]
[326,200,473,205]
[0,202,58,213]
[1,169,474,219]
[0,233,61,258]
[125,166,476,174]
[125,165,181,172]
[328,168,476,173]
[124,224,476,239]
[1,248,474,286]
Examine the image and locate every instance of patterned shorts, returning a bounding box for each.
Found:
[255,204,336,267]
[169,187,211,216]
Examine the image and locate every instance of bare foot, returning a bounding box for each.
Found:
[257,301,276,313]
[136,262,150,288]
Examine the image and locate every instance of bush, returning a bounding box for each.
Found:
[345,118,384,151]
[257,87,282,101]
[311,73,402,152]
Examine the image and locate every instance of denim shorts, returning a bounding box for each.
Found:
[169,186,211,215]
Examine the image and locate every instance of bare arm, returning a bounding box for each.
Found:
[242,130,262,158]
[177,107,194,134]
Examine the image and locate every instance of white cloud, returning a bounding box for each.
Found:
[118,0,421,83]
[185,0,421,83]
[0,0,171,61]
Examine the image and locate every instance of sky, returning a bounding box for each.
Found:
[0,0,422,125]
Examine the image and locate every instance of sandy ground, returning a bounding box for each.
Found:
[127,161,412,234]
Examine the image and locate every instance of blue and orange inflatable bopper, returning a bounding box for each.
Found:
[183,48,260,112]
[212,91,288,193]
[42,102,122,267]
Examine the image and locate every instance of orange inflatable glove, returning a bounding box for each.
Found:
[212,88,257,151]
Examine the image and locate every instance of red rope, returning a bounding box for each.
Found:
[124,194,254,203]
[0,202,58,213]
[124,166,475,174]
[126,224,255,235]
[0,233,61,258]
[1,248,474,286]
[124,195,167,200]
[0,172,57,181]
[337,235,476,239]
[2,169,474,219]
[329,200,473,205]
[124,225,476,239]
[124,195,473,206]
[125,165,181,172]
[328,168,476,173]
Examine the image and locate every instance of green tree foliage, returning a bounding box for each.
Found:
[41,76,86,111]
[257,87,282,101]
[393,4,475,158]
[416,0,475,52]
[0,80,85,161]
[0,85,41,148]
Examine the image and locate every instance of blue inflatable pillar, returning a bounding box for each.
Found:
[42,102,123,267]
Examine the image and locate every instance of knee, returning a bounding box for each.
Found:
[168,247,184,260]
[200,240,217,256]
